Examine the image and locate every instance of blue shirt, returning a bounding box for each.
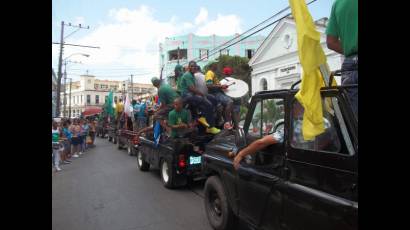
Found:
[63,128,72,140]
[133,103,147,118]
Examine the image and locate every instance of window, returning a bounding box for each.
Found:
[87,80,91,84]
[290,98,343,154]
[168,49,187,61]
[260,78,268,91]
[94,84,99,89]
[86,95,91,104]
[248,98,284,138]
[220,49,229,56]
[199,49,209,60]
[100,84,108,90]
[246,49,255,59]
[95,95,99,104]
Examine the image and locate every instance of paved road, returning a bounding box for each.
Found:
[52,137,248,230]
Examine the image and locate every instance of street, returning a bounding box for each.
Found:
[52,137,249,230]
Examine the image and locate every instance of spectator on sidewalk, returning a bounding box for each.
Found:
[81,119,90,153]
[61,121,72,163]
[89,119,96,147]
[70,119,81,158]
[52,121,62,172]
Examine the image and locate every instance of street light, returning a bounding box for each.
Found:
[62,53,90,117]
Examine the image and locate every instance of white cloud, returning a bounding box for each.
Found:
[74,16,85,25]
[196,14,242,36]
[53,6,243,83]
[195,7,208,25]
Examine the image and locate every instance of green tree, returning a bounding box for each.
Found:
[203,55,252,93]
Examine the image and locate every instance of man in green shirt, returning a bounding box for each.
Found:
[180,61,220,135]
[168,97,193,138]
[151,77,178,122]
[326,0,358,117]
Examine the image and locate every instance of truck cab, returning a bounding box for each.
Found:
[202,85,358,230]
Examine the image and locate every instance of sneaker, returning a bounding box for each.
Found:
[73,154,79,158]
[197,117,210,128]
[224,122,233,130]
[206,127,221,135]
[79,152,83,155]
[63,160,71,164]
[55,166,62,172]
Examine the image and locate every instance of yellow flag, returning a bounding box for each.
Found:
[289,0,326,140]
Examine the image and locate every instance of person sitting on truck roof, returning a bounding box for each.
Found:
[168,97,194,138]
[180,61,220,135]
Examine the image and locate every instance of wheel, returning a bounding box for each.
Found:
[160,158,176,189]
[136,149,150,171]
[204,176,237,230]
[117,137,122,149]
[127,141,133,156]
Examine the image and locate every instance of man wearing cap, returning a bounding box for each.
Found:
[326,0,358,117]
[151,77,178,125]
[205,63,234,129]
[180,61,220,135]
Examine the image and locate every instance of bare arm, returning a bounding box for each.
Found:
[233,135,278,170]
[326,35,343,55]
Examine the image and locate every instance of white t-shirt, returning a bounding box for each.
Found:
[194,72,208,95]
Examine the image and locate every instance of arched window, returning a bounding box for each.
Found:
[260,78,268,91]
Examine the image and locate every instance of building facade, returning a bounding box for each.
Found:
[60,75,157,118]
[159,33,265,85]
[249,17,344,95]
[52,69,58,117]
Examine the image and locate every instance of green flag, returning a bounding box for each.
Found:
[106,90,115,117]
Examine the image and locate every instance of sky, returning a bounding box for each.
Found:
[52,0,335,83]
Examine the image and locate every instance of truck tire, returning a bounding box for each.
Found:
[117,138,122,149]
[160,158,176,189]
[204,176,237,230]
[127,141,133,156]
[136,149,150,171]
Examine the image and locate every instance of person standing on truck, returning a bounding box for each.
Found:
[168,97,193,138]
[136,100,148,130]
[205,63,234,130]
[326,0,358,117]
[151,77,178,128]
[180,61,220,135]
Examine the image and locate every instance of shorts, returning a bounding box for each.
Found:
[212,92,233,107]
[71,137,81,146]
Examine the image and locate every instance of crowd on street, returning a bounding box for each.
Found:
[52,117,98,172]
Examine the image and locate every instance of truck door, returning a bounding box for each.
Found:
[237,96,286,229]
[282,92,358,230]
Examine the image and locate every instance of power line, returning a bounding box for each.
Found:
[178,0,317,67]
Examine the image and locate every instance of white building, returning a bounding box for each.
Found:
[249,16,344,95]
[60,75,156,118]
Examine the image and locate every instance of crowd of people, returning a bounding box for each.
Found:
[52,117,97,172]
[132,60,240,142]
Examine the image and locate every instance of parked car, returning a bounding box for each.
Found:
[201,84,358,230]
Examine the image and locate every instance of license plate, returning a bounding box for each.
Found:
[189,156,201,165]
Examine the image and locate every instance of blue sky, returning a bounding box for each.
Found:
[52,0,334,83]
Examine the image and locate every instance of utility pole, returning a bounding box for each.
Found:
[131,74,134,100]
[55,21,92,117]
[63,61,67,117]
[68,78,72,118]
[56,21,65,117]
